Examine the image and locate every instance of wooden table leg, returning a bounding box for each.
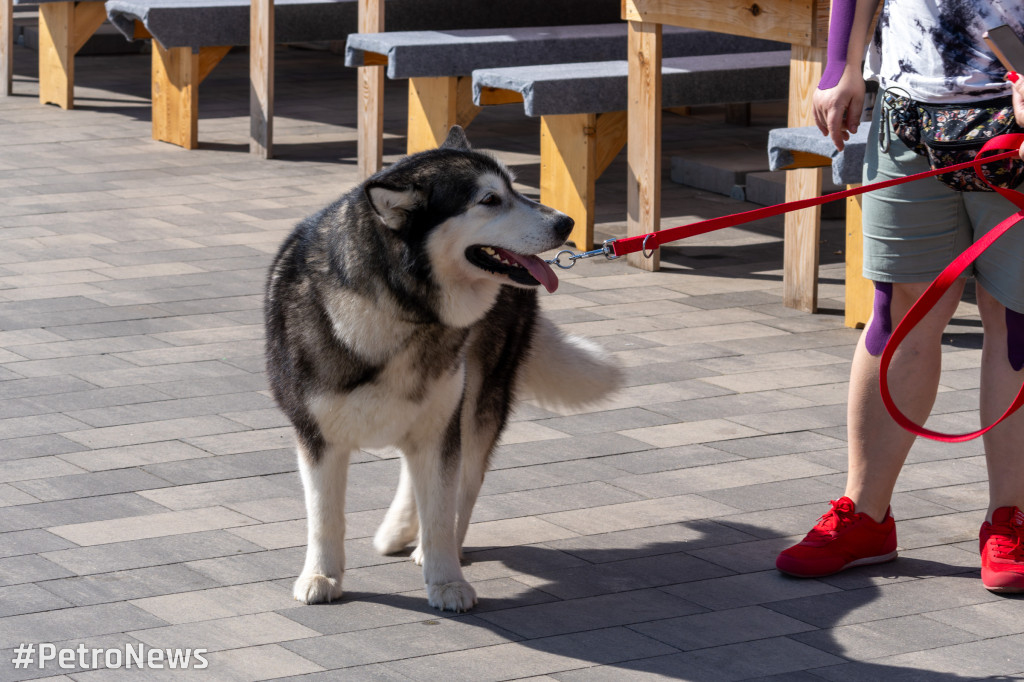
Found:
[782,44,825,312]
[250,0,273,158]
[151,43,230,149]
[37,1,105,109]
[1,0,12,96]
[541,113,596,251]
[844,188,873,328]
[626,20,661,271]
[357,0,383,179]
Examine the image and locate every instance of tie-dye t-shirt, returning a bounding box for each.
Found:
[864,0,1024,102]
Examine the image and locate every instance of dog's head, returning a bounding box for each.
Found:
[363,127,573,302]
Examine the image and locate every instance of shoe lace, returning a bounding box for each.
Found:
[988,521,1024,560]
[805,499,858,541]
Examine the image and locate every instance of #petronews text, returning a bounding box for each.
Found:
[11,642,209,670]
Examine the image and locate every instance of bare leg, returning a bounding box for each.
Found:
[976,285,1024,521]
[294,443,350,603]
[845,280,965,522]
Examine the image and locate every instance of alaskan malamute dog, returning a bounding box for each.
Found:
[265,127,620,612]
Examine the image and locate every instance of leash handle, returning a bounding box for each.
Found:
[878,134,1024,442]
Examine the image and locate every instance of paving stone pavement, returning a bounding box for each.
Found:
[0,42,1022,682]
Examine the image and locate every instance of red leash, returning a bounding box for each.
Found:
[609,134,1024,442]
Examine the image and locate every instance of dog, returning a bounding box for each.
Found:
[264,126,621,612]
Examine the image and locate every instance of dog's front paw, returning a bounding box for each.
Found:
[293,573,343,604]
[426,580,477,612]
[411,545,424,565]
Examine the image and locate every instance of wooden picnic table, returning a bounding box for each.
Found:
[624,0,831,313]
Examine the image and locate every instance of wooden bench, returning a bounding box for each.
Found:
[104,0,364,149]
[472,50,791,250]
[2,0,108,107]
[767,125,871,327]
[345,23,785,181]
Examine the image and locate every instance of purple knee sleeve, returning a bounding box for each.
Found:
[819,0,857,90]
[1008,308,1024,371]
[865,282,893,356]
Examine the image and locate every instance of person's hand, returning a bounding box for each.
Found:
[813,67,866,152]
[1011,72,1024,160]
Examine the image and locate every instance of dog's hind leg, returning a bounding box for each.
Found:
[373,456,420,556]
[293,442,350,604]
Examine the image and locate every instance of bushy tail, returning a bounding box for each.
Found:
[519,315,622,410]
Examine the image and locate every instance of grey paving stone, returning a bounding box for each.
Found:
[383,627,679,681]
[37,564,221,607]
[0,582,73,618]
[280,616,516,669]
[631,604,818,651]
[10,469,171,502]
[0,529,76,559]
[476,588,705,639]
[0,602,167,649]
[0,493,168,533]
[40,530,265,576]
[140,449,296,486]
[790,612,981,660]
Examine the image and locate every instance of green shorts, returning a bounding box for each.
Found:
[861,102,1024,312]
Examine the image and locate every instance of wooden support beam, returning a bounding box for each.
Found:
[36,1,107,108]
[407,76,456,155]
[782,43,825,312]
[625,20,661,271]
[357,0,384,179]
[844,188,872,328]
[250,0,273,158]
[623,0,828,48]
[540,113,597,251]
[71,2,106,54]
[455,76,481,129]
[476,86,524,106]
[779,150,834,170]
[151,43,229,149]
[38,2,74,108]
[1,0,12,96]
[406,75,482,155]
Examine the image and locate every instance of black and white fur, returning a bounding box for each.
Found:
[265,127,620,611]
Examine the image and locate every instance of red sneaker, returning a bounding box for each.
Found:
[979,506,1024,593]
[776,497,898,577]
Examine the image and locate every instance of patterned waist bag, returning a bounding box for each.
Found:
[880,88,1024,192]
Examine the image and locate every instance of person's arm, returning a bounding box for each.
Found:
[813,0,881,151]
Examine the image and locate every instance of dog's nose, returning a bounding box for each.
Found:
[554,214,574,240]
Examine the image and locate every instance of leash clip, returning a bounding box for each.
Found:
[546,239,620,269]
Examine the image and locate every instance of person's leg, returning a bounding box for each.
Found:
[845,279,966,522]
[976,285,1024,520]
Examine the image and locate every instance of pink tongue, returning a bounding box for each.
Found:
[494,248,559,293]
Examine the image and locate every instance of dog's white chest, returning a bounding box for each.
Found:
[308,348,464,451]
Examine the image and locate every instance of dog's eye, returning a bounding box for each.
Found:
[479,193,501,207]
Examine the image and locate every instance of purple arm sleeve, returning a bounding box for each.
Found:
[819,0,857,90]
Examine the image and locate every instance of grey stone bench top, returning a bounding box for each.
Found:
[14,0,102,5]
[105,0,622,52]
[472,50,791,117]
[106,0,358,50]
[345,24,785,80]
[768,125,869,185]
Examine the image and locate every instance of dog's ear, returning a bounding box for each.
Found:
[440,125,471,151]
[365,182,422,229]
